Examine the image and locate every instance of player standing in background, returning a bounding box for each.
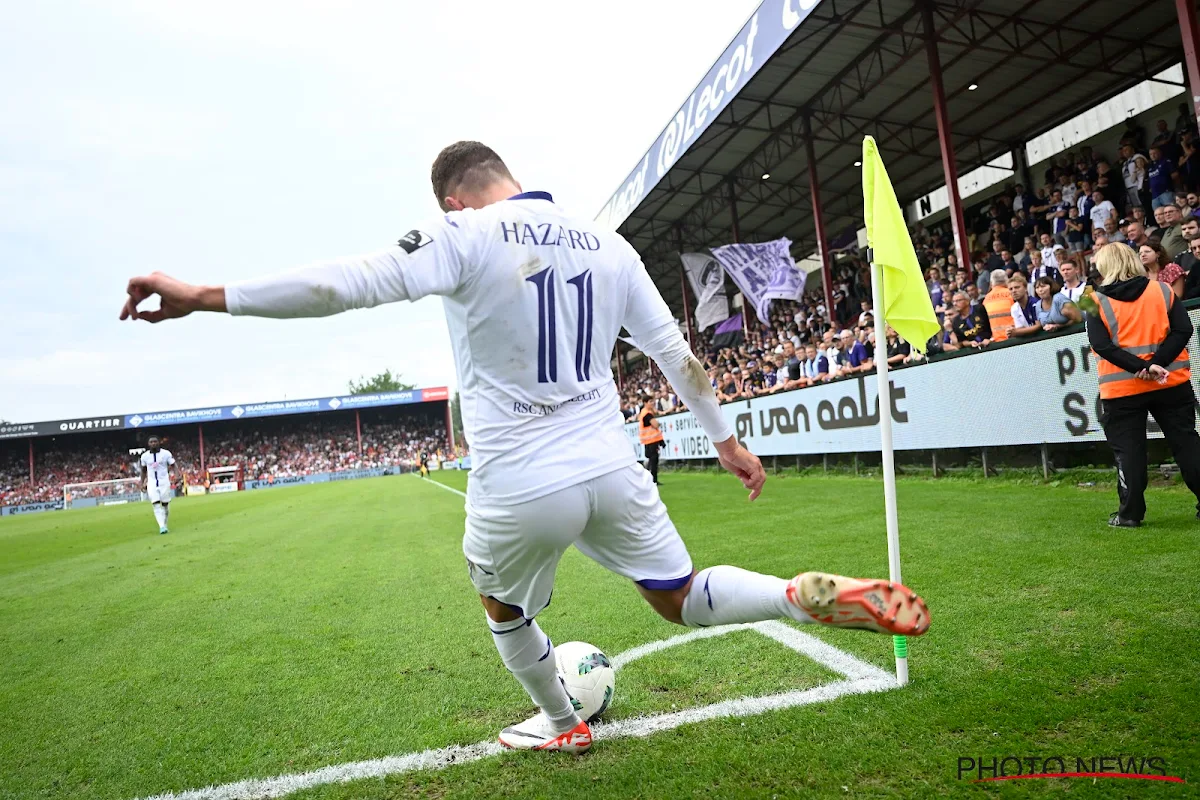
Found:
[119,142,930,754]
[139,436,178,534]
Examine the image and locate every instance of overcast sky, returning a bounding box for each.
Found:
[0,0,759,422]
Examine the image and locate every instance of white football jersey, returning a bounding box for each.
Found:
[140,448,175,489]
[227,191,679,506]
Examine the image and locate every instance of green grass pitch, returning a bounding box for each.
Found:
[1,470,1198,799]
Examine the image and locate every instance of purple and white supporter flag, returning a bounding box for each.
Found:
[713,313,743,335]
[711,238,806,321]
[680,252,730,331]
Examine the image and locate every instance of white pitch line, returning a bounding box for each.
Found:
[754,620,894,683]
[137,742,505,800]
[132,623,898,800]
[591,676,895,743]
[609,623,754,669]
[419,476,466,498]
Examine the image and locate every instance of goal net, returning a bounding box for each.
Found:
[63,478,144,510]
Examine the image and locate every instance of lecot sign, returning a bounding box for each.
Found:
[595,0,821,230]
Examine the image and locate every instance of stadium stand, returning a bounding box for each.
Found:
[615,114,1200,409]
[194,414,448,484]
[0,401,455,511]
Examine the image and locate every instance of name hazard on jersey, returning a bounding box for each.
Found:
[501,222,601,251]
[513,387,602,417]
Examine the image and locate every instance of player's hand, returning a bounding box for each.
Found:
[714,436,766,501]
[120,272,224,322]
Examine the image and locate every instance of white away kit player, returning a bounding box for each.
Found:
[119,142,931,754]
[139,436,177,534]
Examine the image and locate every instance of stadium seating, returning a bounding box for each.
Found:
[619,123,1200,414]
[0,417,451,508]
[196,417,448,484]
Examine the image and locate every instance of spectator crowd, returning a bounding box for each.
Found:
[0,440,128,507]
[0,414,452,508]
[198,417,448,483]
[622,109,1200,419]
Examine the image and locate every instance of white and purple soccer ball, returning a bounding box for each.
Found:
[555,640,615,722]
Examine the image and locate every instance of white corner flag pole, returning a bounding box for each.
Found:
[868,251,908,686]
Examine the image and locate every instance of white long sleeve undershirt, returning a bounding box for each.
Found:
[631,321,732,445]
[224,249,414,319]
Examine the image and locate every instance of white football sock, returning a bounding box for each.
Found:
[152,504,166,528]
[488,615,577,731]
[162,503,170,524]
[681,566,815,628]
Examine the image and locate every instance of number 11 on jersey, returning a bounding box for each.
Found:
[526,266,593,384]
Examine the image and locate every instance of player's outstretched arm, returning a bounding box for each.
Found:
[121,255,402,323]
[120,272,226,322]
[120,240,457,322]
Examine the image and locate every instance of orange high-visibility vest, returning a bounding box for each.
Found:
[982,286,1015,342]
[638,408,664,445]
[1093,281,1191,399]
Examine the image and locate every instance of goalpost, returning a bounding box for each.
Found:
[63,478,145,510]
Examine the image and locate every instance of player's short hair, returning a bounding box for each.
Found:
[430,141,515,211]
[148,436,160,443]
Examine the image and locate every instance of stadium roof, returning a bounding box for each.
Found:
[0,387,450,440]
[597,0,1187,314]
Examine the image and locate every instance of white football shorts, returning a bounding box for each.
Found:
[462,463,693,618]
[146,483,173,504]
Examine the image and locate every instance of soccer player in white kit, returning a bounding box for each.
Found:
[139,436,178,534]
[119,142,930,753]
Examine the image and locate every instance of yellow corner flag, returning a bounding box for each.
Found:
[862,136,940,353]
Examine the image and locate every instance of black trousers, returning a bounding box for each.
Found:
[1100,382,1200,521]
[644,441,663,483]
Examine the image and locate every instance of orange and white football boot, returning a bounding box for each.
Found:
[498,712,592,754]
[787,572,930,636]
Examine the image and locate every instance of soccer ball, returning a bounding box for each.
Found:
[555,640,615,722]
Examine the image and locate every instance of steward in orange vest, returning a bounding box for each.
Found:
[1092,280,1191,398]
[637,405,664,445]
[1086,243,1200,527]
[981,270,1015,342]
[638,399,665,485]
